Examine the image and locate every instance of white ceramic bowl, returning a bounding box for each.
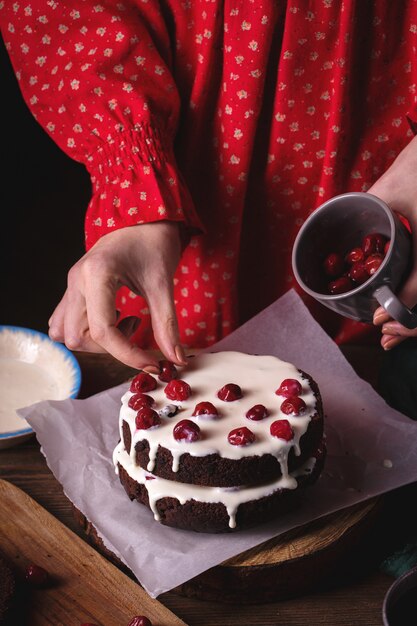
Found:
[0,325,81,449]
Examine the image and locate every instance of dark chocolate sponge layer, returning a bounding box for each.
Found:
[117,438,326,533]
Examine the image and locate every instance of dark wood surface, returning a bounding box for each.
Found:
[1,346,416,626]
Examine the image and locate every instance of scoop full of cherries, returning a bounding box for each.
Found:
[323,232,389,295]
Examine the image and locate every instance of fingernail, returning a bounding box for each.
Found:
[382,324,399,335]
[143,365,160,374]
[175,344,187,365]
[381,337,397,351]
[373,312,386,324]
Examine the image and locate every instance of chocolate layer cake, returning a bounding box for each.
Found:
[113,351,326,532]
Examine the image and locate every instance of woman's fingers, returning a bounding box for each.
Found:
[146,275,187,366]
[63,278,106,352]
[84,272,159,371]
[380,334,403,351]
[48,224,184,369]
[374,269,417,349]
[373,306,391,326]
[48,293,68,343]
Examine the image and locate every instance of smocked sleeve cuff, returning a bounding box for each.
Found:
[84,122,204,250]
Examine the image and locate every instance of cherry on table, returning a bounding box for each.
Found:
[25,563,49,587]
[127,617,153,626]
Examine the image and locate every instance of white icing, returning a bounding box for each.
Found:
[0,358,60,431]
[114,442,317,528]
[114,352,320,528]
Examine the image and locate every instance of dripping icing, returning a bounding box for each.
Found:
[114,443,317,529]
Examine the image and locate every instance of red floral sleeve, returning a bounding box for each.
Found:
[0,1,203,249]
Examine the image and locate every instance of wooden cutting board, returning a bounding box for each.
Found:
[0,479,187,626]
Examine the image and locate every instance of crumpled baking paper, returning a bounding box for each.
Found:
[19,290,417,597]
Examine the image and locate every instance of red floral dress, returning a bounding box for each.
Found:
[2,1,417,348]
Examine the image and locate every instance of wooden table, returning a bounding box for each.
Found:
[1,346,416,626]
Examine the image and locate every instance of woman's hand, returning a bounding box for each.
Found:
[367,135,417,349]
[48,221,187,370]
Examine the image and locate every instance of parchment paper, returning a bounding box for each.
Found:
[19,290,417,597]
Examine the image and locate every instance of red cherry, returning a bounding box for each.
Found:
[323,252,345,277]
[217,383,243,402]
[328,276,354,294]
[384,240,391,256]
[128,393,154,410]
[270,419,294,441]
[365,253,384,276]
[348,261,369,284]
[280,396,307,416]
[228,427,256,446]
[25,563,49,587]
[127,617,153,626]
[135,407,161,430]
[276,378,302,398]
[130,372,157,393]
[164,379,192,401]
[158,360,177,383]
[192,401,219,418]
[362,233,387,255]
[246,404,269,421]
[173,419,201,442]
[345,247,364,265]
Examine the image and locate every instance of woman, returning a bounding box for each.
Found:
[2,0,417,370]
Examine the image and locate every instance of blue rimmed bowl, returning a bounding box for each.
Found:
[0,325,81,449]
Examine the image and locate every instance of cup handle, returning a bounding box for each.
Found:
[373,285,417,329]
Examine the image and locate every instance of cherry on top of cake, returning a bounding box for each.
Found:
[122,351,319,459]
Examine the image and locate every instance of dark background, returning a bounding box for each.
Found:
[2,35,90,334]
